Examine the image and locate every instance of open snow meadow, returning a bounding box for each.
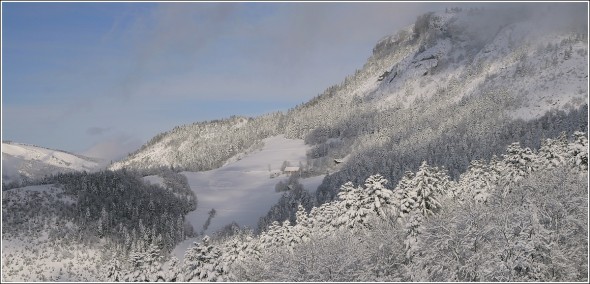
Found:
[168,135,325,259]
[2,2,588,282]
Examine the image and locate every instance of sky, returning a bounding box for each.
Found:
[2,1,483,161]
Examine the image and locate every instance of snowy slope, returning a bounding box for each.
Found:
[325,9,588,119]
[111,8,587,176]
[172,135,325,259]
[108,116,267,172]
[2,142,100,183]
[2,184,105,282]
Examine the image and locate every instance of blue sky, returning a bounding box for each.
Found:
[2,1,456,161]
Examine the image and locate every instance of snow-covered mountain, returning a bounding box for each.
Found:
[2,142,101,184]
[112,8,587,178]
[109,114,283,172]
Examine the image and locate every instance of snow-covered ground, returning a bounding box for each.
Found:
[142,175,166,188]
[1,184,76,206]
[172,135,325,260]
[2,184,105,282]
[2,142,100,183]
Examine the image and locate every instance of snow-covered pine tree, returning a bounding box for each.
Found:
[105,259,122,282]
[335,181,369,228]
[144,243,164,282]
[568,131,588,172]
[218,231,261,280]
[165,256,181,282]
[498,142,536,197]
[411,161,451,217]
[536,132,569,171]
[456,159,495,204]
[292,204,311,244]
[182,235,225,282]
[403,211,423,266]
[258,221,281,250]
[125,250,148,281]
[363,174,395,219]
[394,171,416,219]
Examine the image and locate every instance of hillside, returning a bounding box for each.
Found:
[169,134,325,260]
[2,142,101,186]
[108,132,588,282]
[111,7,587,203]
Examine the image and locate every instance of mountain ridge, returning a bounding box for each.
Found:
[111,8,587,180]
[2,141,101,185]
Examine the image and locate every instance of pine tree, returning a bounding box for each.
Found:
[182,235,225,281]
[258,221,281,250]
[293,204,311,244]
[536,133,569,171]
[568,131,588,171]
[335,181,369,228]
[126,249,148,281]
[165,256,181,282]
[363,174,395,218]
[456,160,495,204]
[498,142,536,197]
[105,259,122,282]
[395,171,416,219]
[403,211,423,265]
[410,161,451,217]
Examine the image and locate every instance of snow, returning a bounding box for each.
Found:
[143,175,166,188]
[2,235,104,282]
[2,143,97,170]
[2,184,76,206]
[2,142,99,182]
[172,135,325,260]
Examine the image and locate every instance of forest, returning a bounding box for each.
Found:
[106,131,588,282]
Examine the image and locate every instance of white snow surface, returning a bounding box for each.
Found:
[2,142,100,182]
[142,175,166,188]
[173,135,325,260]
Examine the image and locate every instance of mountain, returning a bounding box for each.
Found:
[111,7,587,201]
[2,141,101,185]
[109,114,283,172]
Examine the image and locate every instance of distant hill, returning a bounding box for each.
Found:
[2,142,101,185]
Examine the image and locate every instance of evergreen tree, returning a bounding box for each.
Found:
[335,181,369,228]
[165,256,181,282]
[105,259,122,282]
[498,143,536,197]
[394,171,416,219]
[293,204,311,244]
[456,159,496,204]
[536,132,569,171]
[182,236,225,282]
[411,161,451,217]
[363,174,395,218]
[568,131,588,171]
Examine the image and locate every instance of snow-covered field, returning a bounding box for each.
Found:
[172,135,325,259]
